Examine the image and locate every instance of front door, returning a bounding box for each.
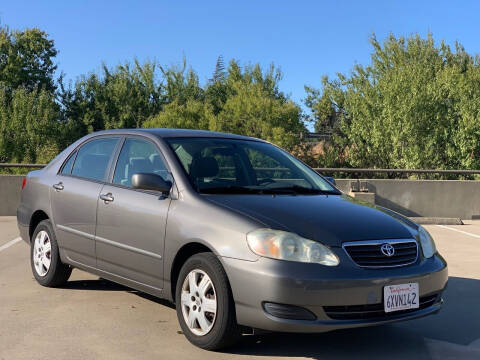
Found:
[95,137,172,290]
[51,137,119,267]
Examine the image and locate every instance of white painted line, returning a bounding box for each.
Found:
[0,237,22,252]
[437,225,480,239]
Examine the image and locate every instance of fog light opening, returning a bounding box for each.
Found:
[263,302,317,321]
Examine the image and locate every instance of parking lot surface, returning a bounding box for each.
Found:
[1,216,479,360]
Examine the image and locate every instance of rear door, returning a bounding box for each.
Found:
[95,137,172,290]
[51,136,120,267]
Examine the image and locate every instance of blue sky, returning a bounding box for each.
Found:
[3,1,480,109]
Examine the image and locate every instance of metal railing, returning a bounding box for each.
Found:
[1,163,479,176]
[0,163,46,168]
[313,168,480,175]
[220,166,480,176]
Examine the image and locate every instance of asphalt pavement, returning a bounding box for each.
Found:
[1,216,479,360]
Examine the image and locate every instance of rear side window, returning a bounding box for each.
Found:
[71,138,119,181]
[61,151,77,175]
[113,138,170,187]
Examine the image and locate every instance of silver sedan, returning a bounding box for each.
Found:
[17,129,448,350]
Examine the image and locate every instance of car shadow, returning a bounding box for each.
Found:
[222,276,480,359]
[62,278,128,291]
[230,325,431,359]
[395,276,480,345]
[62,278,176,309]
[60,276,480,358]
[128,290,175,309]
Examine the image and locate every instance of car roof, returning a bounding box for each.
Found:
[89,128,266,142]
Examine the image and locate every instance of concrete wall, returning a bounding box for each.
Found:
[0,175,24,216]
[335,179,480,219]
[1,175,480,219]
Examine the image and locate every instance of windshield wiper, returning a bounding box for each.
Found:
[264,185,341,195]
[199,186,263,194]
[199,185,300,195]
[199,185,340,195]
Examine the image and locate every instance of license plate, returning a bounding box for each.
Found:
[384,283,419,313]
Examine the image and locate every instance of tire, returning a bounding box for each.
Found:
[30,220,72,287]
[175,252,240,350]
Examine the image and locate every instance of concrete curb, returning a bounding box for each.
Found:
[409,217,464,225]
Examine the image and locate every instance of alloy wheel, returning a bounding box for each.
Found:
[181,269,217,336]
[33,230,51,277]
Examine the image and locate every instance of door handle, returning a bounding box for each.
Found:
[100,193,114,203]
[53,182,64,191]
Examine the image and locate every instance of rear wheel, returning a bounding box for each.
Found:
[31,220,72,287]
[175,252,239,350]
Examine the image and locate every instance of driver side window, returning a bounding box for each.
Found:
[113,138,170,187]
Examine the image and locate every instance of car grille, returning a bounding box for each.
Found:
[343,240,418,268]
[324,293,440,320]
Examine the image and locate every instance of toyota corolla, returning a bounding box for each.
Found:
[17,129,448,350]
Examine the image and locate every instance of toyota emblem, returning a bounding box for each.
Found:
[380,243,395,257]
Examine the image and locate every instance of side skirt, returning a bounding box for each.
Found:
[62,254,167,300]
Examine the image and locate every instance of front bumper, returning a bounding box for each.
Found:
[221,252,447,333]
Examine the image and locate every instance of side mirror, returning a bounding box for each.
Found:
[131,173,172,193]
[325,176,336,186]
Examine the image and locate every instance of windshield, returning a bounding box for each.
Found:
[165,137,340,195]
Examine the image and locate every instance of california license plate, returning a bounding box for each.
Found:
[384,283,419,313]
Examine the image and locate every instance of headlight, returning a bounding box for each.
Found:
[246,229,339,266]
[418,226,436,258]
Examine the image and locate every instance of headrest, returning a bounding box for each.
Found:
[190,156,219,179]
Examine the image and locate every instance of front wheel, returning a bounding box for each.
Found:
[31,220,72,287]
[175,252,239,350]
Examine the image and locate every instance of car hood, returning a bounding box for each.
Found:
[205,194,417,247]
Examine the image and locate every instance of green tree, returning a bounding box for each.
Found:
[205,56,228,115]
[210,61,304,151]
[160,58,204,105]
[145,60,305,151]
[61,59,165,135]
[305,83,343,134]
[306,33,480,170]
[210,55,226,83]
[144,99,212,130]
[211,79,303,151]
[0,26,58,92]
[0,22,307,165]
[0,87,60,163]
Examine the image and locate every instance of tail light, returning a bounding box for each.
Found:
[21,178,27,190]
